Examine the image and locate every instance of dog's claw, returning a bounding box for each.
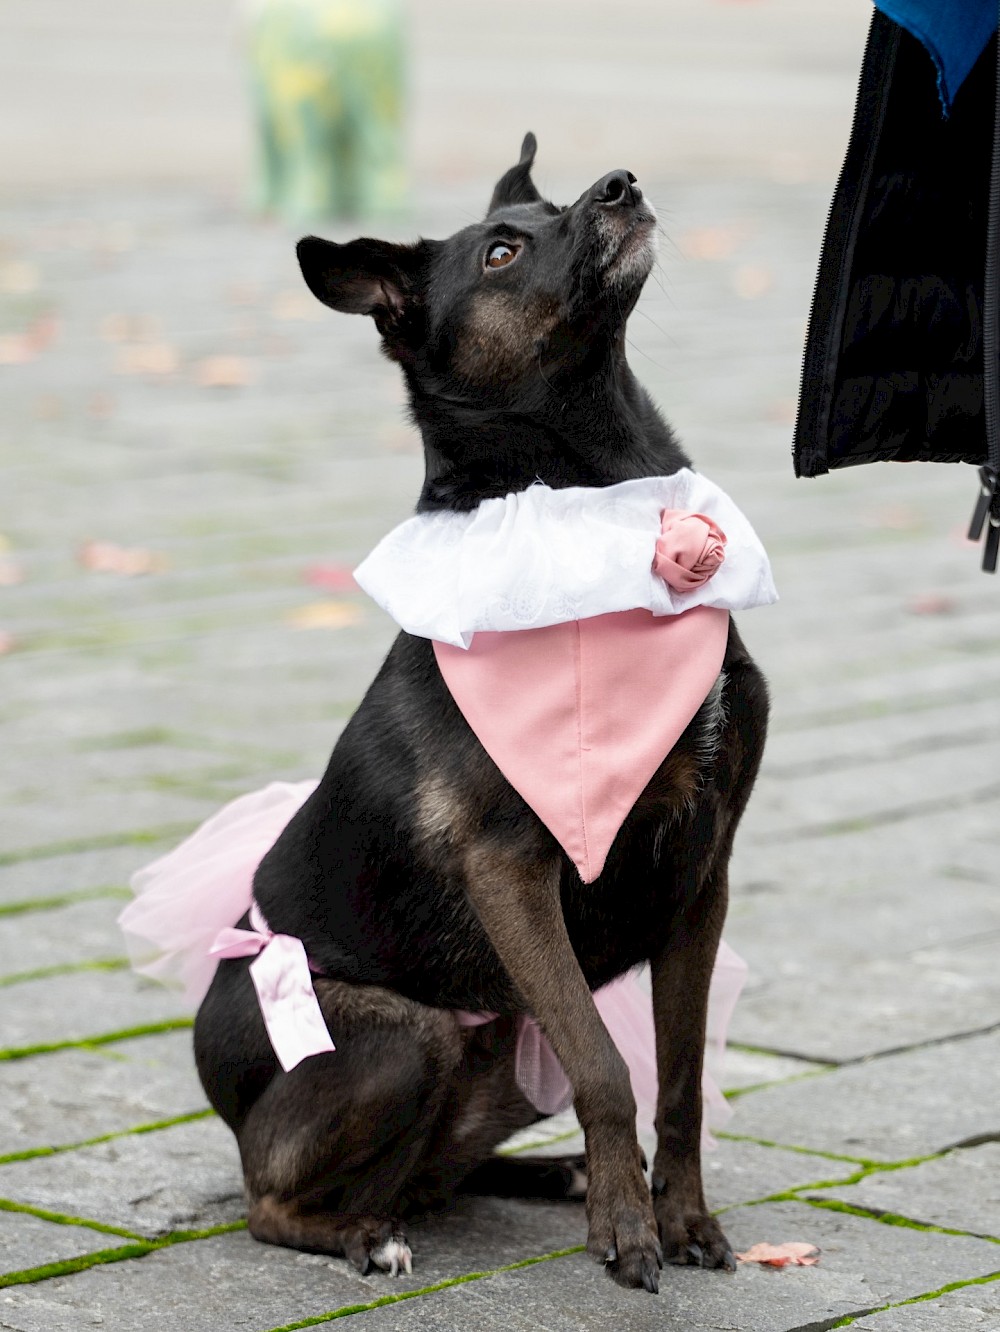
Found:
[603,1246,618,1264]
[686,1243,704,1267]
[641,1261,660,1294]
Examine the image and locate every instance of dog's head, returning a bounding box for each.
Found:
[296,133,658,406]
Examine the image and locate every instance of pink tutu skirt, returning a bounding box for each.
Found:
[119,781,746,1142]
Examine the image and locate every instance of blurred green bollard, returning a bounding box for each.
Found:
[246,0,407,222]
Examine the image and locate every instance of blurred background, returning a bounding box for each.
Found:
[1,0,996,1106]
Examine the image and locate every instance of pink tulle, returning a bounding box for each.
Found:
[119,781,746,1141]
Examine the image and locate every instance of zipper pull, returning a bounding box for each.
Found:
[968,466,1000,571]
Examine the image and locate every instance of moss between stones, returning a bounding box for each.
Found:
[0,957,130,989]
[0,1107,214,1167]
[829,1269,1000,1328]
[262,1245,587,1330]
[0,1220,248,1289]
[801,1196,1000,1245]
[0,886,131,918]
[0,1017,193,1062]
[0,823,196,868]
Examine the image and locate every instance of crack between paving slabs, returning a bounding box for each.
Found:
[0,1107,215,1168]
[0,958,130,989]
[0,1219,247,1291]
[725,1015,1000,1071]
[0,887,131,919]
[0,1132,988,1303]
[776,778,1000,841]
[255,1245,588,1331]
[0,823,198,869]
[763,723,1000,781]
[770,676,1000,733]
[813,1269,1000,1331]
[0,1017,193,1063]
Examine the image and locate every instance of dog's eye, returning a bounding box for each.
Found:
[485,242,519,270]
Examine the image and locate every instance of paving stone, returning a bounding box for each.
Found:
[851,1280,1000,1328]
[0,1210,115,1280]
[816,1144,1000,1241]
[730,1031,1000,1163]
[0,1231,374,1332]
[0,1118,244,1237]
[0,897,133,980]
[0,1031,206,1158]
[0,849,155,908]
[0,1197,599,1332]
[722,1047,828,1093]
[726,866,1000,1063]
[0,787,213,863]
[502,1112,858,1211]
[0,3,996,1329]
[0,970,189,1052]
[352,1200,1000,1332]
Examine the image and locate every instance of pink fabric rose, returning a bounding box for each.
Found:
[653,509,727,591]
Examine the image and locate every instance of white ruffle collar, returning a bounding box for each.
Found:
[353,469,777,649]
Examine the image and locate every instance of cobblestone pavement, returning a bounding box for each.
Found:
[2,3,999,1329]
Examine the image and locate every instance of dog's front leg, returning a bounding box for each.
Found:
[650,867,736,1272]
[465,845,662,1293]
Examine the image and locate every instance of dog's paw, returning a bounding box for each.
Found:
[652,1192,736,1273]
[587,1204,662,1293]
[370,1234,413,1278]
[344,1220,413,1278]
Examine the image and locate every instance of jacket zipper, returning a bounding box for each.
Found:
[969,4,1000,571]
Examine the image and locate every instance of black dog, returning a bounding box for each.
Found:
[194,134,768,1294]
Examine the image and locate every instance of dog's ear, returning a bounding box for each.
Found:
[488,132,540,214]
[296,236,429,333]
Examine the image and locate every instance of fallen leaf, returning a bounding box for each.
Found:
[0,314,59,364]
[227,282,261,306]
[100,222,134,254]
[114,343,179,376]
[100,313,161,343]
[764,398,797,425]
[736,1242,820,1268]
[194,355,254,388]
[271,290,322,322]
[304,563,358,592]
[679,225,744,261]
[0,260,39,294]
[286,601,362,630]
[79,541,168,576]
[733,264,773,300]
[863,504,923,531]
[33,395,65,420]
[907,594,956,616]
[88,392,115,419]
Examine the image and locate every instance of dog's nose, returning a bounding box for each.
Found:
[592,170,642,208]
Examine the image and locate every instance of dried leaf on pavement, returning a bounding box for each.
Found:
[0,314,59,365]
[114,343,179,376]
[304,563,357,592]
[79,541,168,576]
[194,355,254,388]
[736,1242,820,1268]
[286,601,362,630]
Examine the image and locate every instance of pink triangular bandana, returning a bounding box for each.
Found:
[433,606,729,881]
